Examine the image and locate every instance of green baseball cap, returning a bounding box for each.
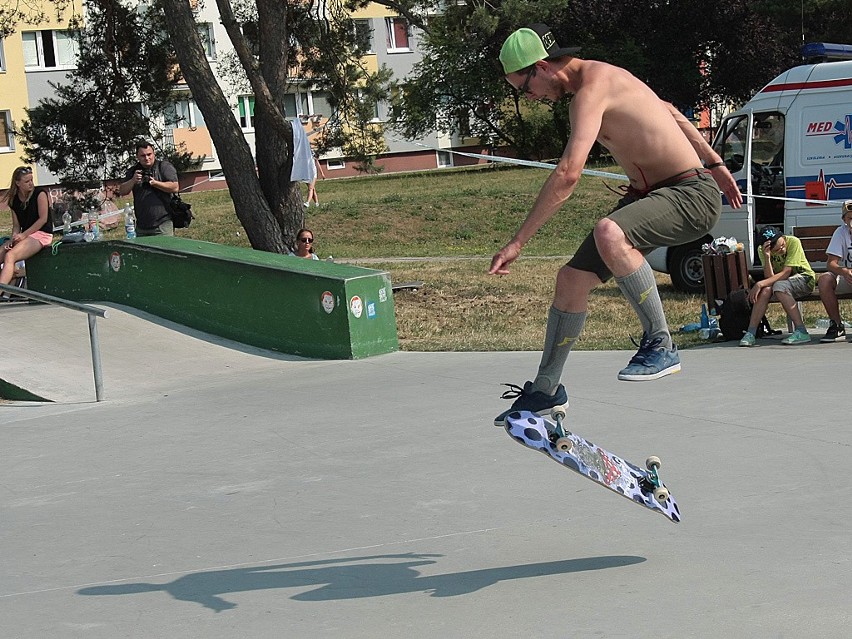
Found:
[499,23,581,75]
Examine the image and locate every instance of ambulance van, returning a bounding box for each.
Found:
[648,42,852,292]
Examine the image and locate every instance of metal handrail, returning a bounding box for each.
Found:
[0,283,109,401]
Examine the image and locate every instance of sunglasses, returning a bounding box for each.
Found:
[517,66,537,94]
[14,167,33,177]
[298,237,314,243]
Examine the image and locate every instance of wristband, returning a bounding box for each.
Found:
[704,161,725,170]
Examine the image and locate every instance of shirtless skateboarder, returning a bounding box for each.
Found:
[491,23,743,425]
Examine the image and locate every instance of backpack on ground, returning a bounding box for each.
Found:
[717,288,778,341]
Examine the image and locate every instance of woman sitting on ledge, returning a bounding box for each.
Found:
[1,166,52,298]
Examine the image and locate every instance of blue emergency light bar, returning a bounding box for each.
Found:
[801,42,852,63]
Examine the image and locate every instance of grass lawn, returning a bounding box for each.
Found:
[4,164,845,351]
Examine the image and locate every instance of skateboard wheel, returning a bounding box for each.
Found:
[653,486,670,503]
[551,406,567,421]
[645,456,662,471]
[554,437,573,453]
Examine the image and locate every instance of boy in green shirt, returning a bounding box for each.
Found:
[739,226,816,346]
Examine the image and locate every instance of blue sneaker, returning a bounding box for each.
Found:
[493,381,569,426]
[781,329,811,345]
[617,334,681,381]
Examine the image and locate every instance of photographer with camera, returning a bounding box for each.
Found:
[118,140,179,236]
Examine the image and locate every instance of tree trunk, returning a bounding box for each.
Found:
[158,0,289,253]
[256,0,304,249]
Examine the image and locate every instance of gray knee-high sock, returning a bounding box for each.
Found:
[615,260,671,349]
[533,306,587,395]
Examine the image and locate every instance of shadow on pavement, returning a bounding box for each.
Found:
[78,552,646,611]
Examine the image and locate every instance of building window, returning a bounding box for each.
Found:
[437,150,452,168]
[284,93,300,118]
[456,108,472,138]
[198,23,216,60]
[22,30,79,70]
[238,96,255,130]
[357,89,381,122]
[0,38,6,72]
[326,159,345,170]
[351,19,373,53]
[166,99,206,129]
[385,17,410,52]
[309,91,332,120]
[0,111,14,152]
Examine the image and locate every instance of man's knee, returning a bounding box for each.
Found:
[756,287,774,304]
[818,272,837,293]
[593,217,626,248]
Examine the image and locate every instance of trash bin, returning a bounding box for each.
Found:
[702,251,748,313]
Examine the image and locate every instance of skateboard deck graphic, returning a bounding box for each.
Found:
[504,411,681,523]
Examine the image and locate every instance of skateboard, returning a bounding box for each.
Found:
[503,410,681,523]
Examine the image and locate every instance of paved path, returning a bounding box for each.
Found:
[2,302,849,638]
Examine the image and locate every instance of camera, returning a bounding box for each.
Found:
[139,168,154,186]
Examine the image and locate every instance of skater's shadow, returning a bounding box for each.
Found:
[78,552,645,611]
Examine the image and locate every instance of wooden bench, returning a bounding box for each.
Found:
[768,225,852,329]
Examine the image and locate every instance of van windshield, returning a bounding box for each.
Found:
[714,115,749,173]
[714,111,785,195]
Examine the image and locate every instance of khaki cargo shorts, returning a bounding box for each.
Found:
[568,170,721,282]
[771,273,814,300]
[826,274,852,295]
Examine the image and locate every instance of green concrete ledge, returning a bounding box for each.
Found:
[26,237,399,359]
[0,378,51,402]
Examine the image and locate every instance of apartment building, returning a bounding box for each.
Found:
[189,1,469,182]
[0,0,85,193]
[2,1,479,202]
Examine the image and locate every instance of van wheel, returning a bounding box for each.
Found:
[669,245,705,294]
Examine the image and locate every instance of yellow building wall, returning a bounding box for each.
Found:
[173,127,213,159]
[0,0,84,186]
[351,3,398,19]
[361,54,378,75]
[0,32,32,184]
[349,3,388,75]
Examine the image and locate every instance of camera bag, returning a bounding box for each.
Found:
[169,194,193,229]
[149,160,193,228]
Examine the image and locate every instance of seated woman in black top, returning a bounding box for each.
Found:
[1,166,53,290]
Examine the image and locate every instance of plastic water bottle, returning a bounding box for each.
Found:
[61,211,72,234]
[87,209,100,241]
[699,327,720,340]
[813,319,850,329]
[84,210,94,242]
[124,204,136,239]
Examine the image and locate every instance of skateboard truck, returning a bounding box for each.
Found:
[641,456,670,503]
[548,407,573,453]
